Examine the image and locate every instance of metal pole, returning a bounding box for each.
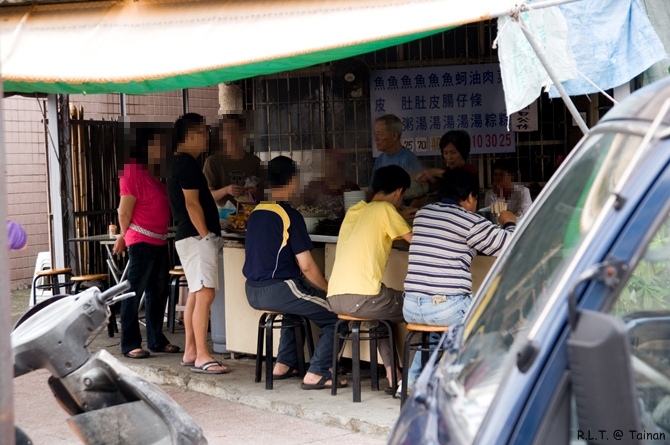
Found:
[182,89,189,114]
[515,18,590,134]
[0,75,16,445]
[119,93,127,116]
[46,94,66,268]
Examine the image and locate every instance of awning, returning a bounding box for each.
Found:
[0,0,523,95]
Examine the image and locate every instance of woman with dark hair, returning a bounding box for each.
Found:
[112,126,179,359]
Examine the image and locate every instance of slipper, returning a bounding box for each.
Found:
[300,375,348,390]
[180,360,195,367]
[123,349,150,359]
[191,361,229,375]
[273,367,299,380]
[150,344,181,354]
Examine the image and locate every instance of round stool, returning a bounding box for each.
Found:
[401,323,449,407]
[255,311,315,390]
[167,268,188,333]
[31,267,73,306]
[71,273,116,337]
[331,314,397,403]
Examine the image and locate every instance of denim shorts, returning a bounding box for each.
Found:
[402,293,472,326]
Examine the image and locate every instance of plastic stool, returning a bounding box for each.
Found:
[167,268,188,333]
[331,314,397,403]
[400,323,449,407]
[71,273,117,338]
[255,311,315,390]
[31,268,73,306]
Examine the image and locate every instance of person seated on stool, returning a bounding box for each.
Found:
[403,168,517,393]
[327,165,415,394]
[243,155,346,390]
[113,126,179,359]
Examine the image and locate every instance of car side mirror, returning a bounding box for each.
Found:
[568,309,642,444]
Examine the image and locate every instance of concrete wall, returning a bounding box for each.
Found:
[3,86,221,289]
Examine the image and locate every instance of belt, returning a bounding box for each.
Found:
[129,223,168,241]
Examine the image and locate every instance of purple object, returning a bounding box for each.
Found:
[8,219,27,250]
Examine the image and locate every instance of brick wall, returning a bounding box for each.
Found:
[3,96,50,290]
[4,87,222,289]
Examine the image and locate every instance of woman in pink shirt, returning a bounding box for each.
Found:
[112,127,179,359]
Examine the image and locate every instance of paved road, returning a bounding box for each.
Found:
[14,369,386,445]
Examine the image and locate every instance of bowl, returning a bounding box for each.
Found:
[303,216,321,234]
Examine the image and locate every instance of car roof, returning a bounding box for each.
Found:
[601,77,670,128]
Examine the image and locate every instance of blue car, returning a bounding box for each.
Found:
[389,77,670,445]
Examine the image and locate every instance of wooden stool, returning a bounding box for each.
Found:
[31,268,73,306]
[255,311,315,390]
[401,323,449,407]
[70,273,117,338]
[331,314,397,403]
[167,268,188,333]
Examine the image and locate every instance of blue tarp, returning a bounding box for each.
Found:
[548,0,667,97]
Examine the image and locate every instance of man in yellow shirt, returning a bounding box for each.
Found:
[327,165,413,393]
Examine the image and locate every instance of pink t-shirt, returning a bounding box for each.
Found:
[119,162,170,246]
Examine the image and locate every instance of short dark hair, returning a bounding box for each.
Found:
[268,156,297,188]
[370,165,411,195]
[219,113,246,131]
[438,168,479,202]
[439,130,471,159]
[129,126,161,165]
[492,158,517,179]
[173,113,205,151]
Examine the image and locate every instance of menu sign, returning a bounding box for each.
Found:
[370,64,515,156]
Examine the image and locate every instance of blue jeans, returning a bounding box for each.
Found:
[402,293,472,388]
[120,242,171,354]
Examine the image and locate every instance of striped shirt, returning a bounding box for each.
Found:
[404,201,515,297]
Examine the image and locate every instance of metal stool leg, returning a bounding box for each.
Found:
[255,313,267,383]
[331,319,344,397]
[401,330,415,407]
[265,314,276,390]
[369,323,379,391]
[293,316,306,378]
[352,321,362,403]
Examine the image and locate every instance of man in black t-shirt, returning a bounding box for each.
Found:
[167,113,228,375]
[244,156,345,390]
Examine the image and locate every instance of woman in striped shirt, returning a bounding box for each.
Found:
[402,168,517,394]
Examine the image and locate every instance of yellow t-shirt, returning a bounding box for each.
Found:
[327,201,412,297]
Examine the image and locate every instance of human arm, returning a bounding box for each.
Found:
[467,217,516,256]
[183,189,211,238]
[209,184,245,203]
[399,207,418,220]
[295,250,328,292]
[417,167,446,183]
[112,194,136,255]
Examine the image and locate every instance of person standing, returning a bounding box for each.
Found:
[371,114,427,202]
[203,114,264,207]
[113,127,179,359]
[168,113,228,374]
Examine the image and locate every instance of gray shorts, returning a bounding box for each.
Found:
[327,284,404,323]
[175,233,220,293]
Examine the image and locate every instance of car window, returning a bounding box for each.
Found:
[609,215,670,441]
[443,131,645,442]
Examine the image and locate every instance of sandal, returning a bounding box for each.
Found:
[301,375,348,390]
[191,361,229,375]
[123,349,150,359]
[273,367,299,380]
[150,344,181,354]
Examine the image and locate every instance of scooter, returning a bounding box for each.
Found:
[12,281,208,445]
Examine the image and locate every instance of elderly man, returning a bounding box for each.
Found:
[371,114,427,204]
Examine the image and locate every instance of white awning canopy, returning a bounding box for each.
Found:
[0,0,523,94]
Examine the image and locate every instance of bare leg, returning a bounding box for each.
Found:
[192,287,227,372]
[182,291,197,363]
